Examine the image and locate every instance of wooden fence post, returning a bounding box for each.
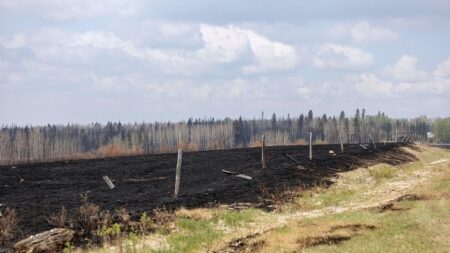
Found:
[102,176,115,190]
[339,130,344,152]
[368,134,376,149]
[174,149,183,198]
[261,135,266,169]
[309,132,312,160]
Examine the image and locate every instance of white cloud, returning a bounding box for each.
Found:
[313,43,374,69]
[328,21,399,43]
[0,0,142,20]
[199,24,299,74]
[198,24,251,63]
[353,71,450,98]
[385,54,428,81]
[239,28,298,74]
[434,57,450,78]
[0,33,27,48]
[354,73,393,97]
[296,86,311,100]
[21,24,298,77]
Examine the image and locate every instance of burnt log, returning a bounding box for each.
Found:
[14,228,74,253]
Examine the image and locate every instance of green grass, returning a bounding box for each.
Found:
[155,219,222,253]
[303,170,450,253]
[295,187,357,210]
[83,145,450,253]
[218,209,261,227]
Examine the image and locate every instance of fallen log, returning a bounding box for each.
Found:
[14,228,74,253]
[359,144,368,150]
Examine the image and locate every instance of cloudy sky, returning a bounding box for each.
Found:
[1,0,450,125]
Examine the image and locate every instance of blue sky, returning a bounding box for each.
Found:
[1,0,450,125]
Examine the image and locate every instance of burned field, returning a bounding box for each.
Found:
[0,143,416,237]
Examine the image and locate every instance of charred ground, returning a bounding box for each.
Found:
[0,143,416,237]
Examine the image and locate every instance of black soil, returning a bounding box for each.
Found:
[0,143,416,236]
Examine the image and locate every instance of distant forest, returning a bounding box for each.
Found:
[1,109,449,165]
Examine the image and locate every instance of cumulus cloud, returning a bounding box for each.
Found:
[0,0,142,20]
[313,43,374,69]
[4,23,299,78]
[328,21,399,43]
[0,33,27,49]
[434,57,450,78]
[385,54,428,81]
[353,70,450,98]
[199,24,299,74]
[354,73,393,97]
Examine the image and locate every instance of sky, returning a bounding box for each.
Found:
[1,0,450,125]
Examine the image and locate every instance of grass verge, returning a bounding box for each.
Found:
[81,145,449,253]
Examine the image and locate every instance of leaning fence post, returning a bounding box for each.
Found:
[174,149,183,198]
[103,176,115,190]
[368,134,376,149]
[309,131,312,160]
[261,134,266,169]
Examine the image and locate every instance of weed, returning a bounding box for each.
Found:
[0,207,20,246]
[97,223,121,242]
[369,164,395,182]
[153,208,176,234]
[114,207,131,230]
[47,206,69,228]
[138,212,153,234]
[76,198,101,239]
[63,241,74,253]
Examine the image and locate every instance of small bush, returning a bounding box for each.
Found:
[370,164,395,182]
[0,207,20,246]
[137,212,153,234]
[46,206,68,228]
[76,199,101,238]
[97,223,121,243]
[114,207,131,231]
[153,208,176,234]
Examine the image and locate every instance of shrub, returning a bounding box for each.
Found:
[46,206,68,228]
[138,212,153,235]
[370,164,395,182]
[0,207,20,246]
[97,223,121,243]
[114,207,131,231]
[76,199,100,238]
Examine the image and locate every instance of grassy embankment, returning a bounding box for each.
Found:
[79,144,450,253]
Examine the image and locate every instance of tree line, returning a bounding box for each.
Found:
[1,109,448,165]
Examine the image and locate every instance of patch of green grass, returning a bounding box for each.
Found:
[156,218,222,253]
[303,176,450,253]
[219,209,261,227]
[273,225,291,234]
[296,188,356,210]
[369,164,395,182]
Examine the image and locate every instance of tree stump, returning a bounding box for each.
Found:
[14,228,74,253]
